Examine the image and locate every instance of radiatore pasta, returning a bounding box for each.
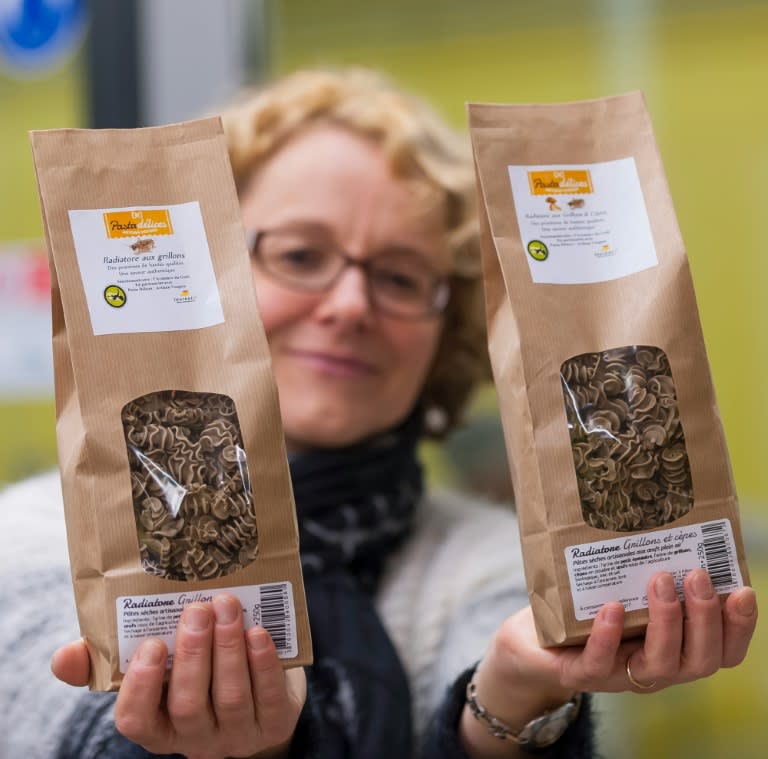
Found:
[123,391,259,581]
[561,346,692,532]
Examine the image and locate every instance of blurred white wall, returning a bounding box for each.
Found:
[137,0,261,126]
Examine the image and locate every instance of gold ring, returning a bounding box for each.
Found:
[626,657,656,690]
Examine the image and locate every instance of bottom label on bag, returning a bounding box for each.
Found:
[565,519,743,620]
[116,581,297,670]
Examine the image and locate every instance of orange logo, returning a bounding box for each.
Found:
[103,209,173,239]
[528,170,593,196]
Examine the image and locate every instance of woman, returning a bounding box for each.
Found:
[2,68,758,759]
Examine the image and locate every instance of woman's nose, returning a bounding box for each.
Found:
[314,264,375,325]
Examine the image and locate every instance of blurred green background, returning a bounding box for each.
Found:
[1,1,765,756]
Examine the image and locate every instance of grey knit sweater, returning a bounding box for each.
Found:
[0,472,536,757]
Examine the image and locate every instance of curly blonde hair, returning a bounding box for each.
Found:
[220,68,489,437]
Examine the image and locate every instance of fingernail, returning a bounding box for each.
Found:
[691,570,714,600]
[602,604,623,625]
[183,604,210,631]
[736,590,756,617]
[138,640,164,666]
[213,595,239,625]
[655,574,678,603]
[247,627,270,653]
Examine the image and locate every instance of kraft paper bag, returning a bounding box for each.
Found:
[469,92,749,646]
[31,117,311,689]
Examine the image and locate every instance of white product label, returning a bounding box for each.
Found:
[116,582,297,671]
[68,203,224,335]
[565,519,743,620]
[507,158,658,284]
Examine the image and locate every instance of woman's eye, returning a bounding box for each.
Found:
[373,268,423,294]
[277,247,325,269]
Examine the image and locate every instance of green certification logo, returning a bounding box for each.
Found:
[527,240,549,262]
[104,285,127,308]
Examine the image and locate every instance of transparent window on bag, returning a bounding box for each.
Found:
[560,346,693,532]
[121,390,258,580]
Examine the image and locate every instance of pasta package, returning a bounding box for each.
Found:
[30,118,311,690]
[469,93,749,646]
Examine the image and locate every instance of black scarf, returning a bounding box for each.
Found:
[291,410,423,757]
[56,412,423,759]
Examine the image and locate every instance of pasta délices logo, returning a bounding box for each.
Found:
[527,169,593,196]
[103,209,173,239]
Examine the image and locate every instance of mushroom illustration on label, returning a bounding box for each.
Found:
[545,196,561,211]
[568,198,585,209]
[129,238,156,254]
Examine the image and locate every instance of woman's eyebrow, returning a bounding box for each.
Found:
[272,219,334,236]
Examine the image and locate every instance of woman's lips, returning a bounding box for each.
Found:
[284,348,379,378]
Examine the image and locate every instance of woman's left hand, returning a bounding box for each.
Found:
[460,569,757,757]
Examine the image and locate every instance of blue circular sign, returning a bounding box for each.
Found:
[0,0,87,74]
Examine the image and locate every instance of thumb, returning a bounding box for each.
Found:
[51,640,91,687]
[285,666,307,708]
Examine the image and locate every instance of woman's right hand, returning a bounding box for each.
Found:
[51,594,307,759]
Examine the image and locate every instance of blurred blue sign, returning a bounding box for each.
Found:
[0,0,86,74]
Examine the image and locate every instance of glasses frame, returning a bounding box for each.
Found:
[247,228,451,320]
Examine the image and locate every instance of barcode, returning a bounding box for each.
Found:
[259,583,290,653]
[700,522,734,589]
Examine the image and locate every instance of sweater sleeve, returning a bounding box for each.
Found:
[0,474,92,759]
[376,492,532,740]
[420,667,595,759]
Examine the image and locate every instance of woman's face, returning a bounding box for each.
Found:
[239,126,450,451]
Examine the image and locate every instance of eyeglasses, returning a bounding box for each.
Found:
[248,227,451,320]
